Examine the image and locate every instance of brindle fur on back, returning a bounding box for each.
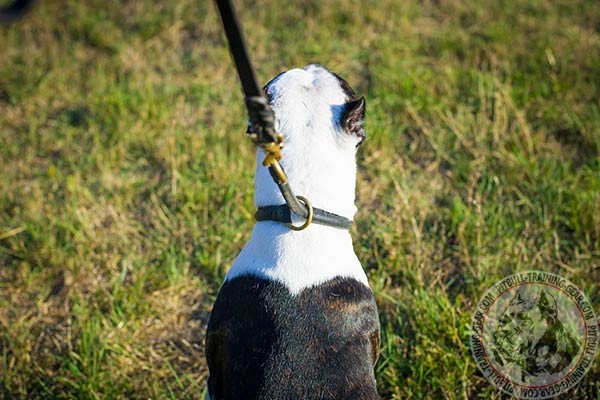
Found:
[206,275,379,400]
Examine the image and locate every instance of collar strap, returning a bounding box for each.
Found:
[256,164,353,231]
[255,204,353,230]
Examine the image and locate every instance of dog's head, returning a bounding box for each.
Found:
[253,65,366,220]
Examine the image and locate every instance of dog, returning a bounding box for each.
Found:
[205,64,380,400]
[492,287,581,383]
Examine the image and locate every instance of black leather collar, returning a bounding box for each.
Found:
[256,204,352,230]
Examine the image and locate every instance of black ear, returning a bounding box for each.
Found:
[341,96,366,144]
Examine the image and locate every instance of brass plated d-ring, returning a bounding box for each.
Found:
[287,196,313,231]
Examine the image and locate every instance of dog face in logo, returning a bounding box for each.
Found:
[492,286,581,383]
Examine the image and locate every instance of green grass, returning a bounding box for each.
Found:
[1,0,599,398]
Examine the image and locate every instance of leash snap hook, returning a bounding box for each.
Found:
[287,196,313,231]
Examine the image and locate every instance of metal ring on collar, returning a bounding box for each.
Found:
[287,196,313,231]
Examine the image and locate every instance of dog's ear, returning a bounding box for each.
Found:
[341,96,366,145]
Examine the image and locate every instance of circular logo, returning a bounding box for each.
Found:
[471,271,598,399]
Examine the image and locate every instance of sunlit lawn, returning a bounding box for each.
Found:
[1,0,599,398]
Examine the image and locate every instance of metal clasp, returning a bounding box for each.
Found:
[287,196,313,231]
[259,141,287,184]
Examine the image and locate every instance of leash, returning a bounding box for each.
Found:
[0,0,34,25]
[214,0,352,231]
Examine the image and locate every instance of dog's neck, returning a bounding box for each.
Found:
[254,138,358,221]
[225,65,368,294]
[228,134,365,295]
[226,221,367,294]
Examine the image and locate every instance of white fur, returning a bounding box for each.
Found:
[224,65,368,294]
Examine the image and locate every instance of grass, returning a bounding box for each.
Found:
[0,0,599,398]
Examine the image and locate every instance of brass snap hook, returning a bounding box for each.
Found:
[287,196,313,231]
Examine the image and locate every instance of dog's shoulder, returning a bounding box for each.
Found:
[205,274,379,400]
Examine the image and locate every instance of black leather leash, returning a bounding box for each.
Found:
[0,0,34,25]
[214,0,352,231]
